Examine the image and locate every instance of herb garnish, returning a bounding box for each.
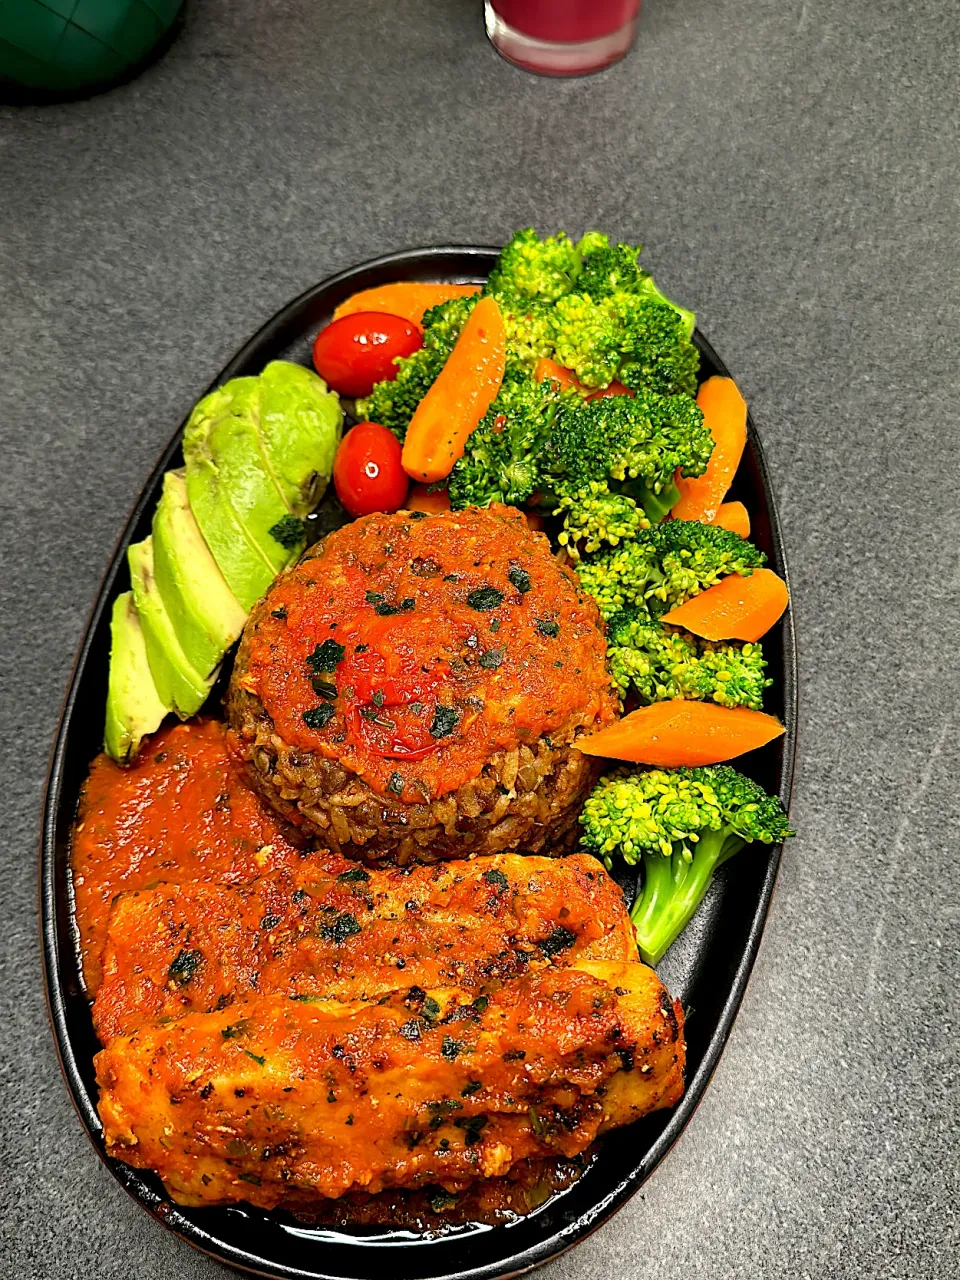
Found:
[536,619,560,637]
[243,1049,266,1066]
[461,1080,482,1097]
[508,565,531,594]
[478,649,503,670]
[483,868,509,891]
[271,607,288,620]
[429,1190,458,1212]
[303,705,335,730]
[319,912,363,944]
[454,1115,488,1145]
[387,772,404,796]
[221,1018,252,1040]
[268,515,307,549]
[466,586,504,611]
[337,866,370,883]
[441,1036,464,1060]
[540,926,577,956]
[311,678,337,700]
[167,949,203,986]
[307,638,345,671]
[430,705,459,738]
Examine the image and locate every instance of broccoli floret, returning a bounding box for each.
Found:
[575,520,767,620]
[552,486,649,553]
[577,240,650,300]
[550,293,624,387]
[448,370,575,509]
[614,295,700,398]
[486,228,603,303]
[550,290,699,396]
[495,296,557,370]
[606,611,771,709]
[581,765,792,965]
[421,295,479,349]
[545,392,712,553]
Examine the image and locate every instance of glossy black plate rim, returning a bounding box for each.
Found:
[41,245,797,1280]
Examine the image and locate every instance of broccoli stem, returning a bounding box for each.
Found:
[634,477,681,524]
[630,829,745,966]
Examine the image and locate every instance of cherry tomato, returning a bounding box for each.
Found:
[333,422,409,517]
[312,311,423,398]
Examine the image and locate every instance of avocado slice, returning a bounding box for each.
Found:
[184,446,278,612]
[128,537,215,716]
[258,361,342,513]
[183,379,295,580]
[151,470,247,678]
[104,591,169,762]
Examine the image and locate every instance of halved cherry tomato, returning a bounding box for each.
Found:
[312,311,423,398]
[333,422,410,517]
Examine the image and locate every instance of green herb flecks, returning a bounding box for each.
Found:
[319,912,362,945]
[483,868,509,891]
[167,949,203,986]
[269,515,307,549]
[431,705,459,738]
[540,926,577,956]
[307,639,345,672]
[467,586,504,611]
[508,565,532,594]
[337,866,370,883]
[303,705,335,730]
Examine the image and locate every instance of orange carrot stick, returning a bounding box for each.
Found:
[671,377,748,523]
[534,357,579,391]
[661,568,788,642]
[405,483,451,515]
[534,358,631,400]
[401,296,506,484]
[709,501,751,537]
[577,700,785,767]
[334,283,480,329]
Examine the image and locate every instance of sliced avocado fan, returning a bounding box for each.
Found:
[128,537,215,717]
[104,592,169,763]
[151,470,248,678]
[104,361,342,762]
[183,362,343,609]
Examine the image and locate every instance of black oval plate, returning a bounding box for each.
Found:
[41,247,797,1280]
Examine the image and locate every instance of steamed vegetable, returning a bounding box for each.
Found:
[661,567,789,641]
[576,701,785,767]
[574,519,766,622]
[671,377,747,523]
[709,501,750,537]
[581,765,792,964]
[401,296,506,483]
[333,282,480,327]
[605,611,771,710]
[546,389,712,552]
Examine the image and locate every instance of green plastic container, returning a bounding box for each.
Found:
[0,0,184,94]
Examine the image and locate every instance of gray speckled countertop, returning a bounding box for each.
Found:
[2,0,958,1275]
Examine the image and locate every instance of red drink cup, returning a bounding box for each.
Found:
[485,0,641,75]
